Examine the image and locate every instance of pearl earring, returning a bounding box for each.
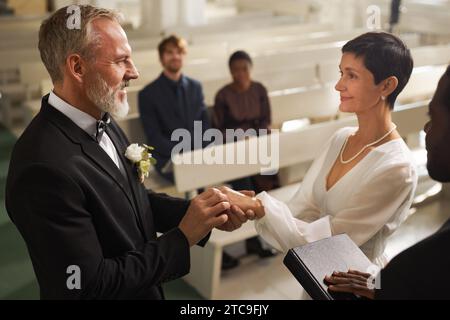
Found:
[381,96,386,101]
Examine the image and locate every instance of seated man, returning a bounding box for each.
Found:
[138,35,210,183]
[325,65,450,300]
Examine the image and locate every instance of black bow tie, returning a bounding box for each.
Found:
[95,113,111,143]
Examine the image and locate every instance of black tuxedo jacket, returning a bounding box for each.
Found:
[5,95,205,300]
[375,218,450,300]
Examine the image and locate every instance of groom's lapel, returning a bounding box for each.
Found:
[106,122,150,240]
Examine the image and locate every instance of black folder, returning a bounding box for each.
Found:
[283,234,374,300]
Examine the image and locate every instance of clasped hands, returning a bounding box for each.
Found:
[179,186,265,247]
[216,186,266,230]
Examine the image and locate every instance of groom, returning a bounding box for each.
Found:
[5,5,257,300]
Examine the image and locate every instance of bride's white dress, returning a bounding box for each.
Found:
[255,127,418,267]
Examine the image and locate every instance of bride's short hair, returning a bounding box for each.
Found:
[342,32,413,109]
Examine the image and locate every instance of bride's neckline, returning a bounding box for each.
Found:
[340,124,398,164]
[324,130,402,193]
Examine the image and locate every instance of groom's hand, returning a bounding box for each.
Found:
[216,204,255,232]
[179,188,230,247]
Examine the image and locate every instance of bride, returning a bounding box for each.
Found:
[221,32,418,267]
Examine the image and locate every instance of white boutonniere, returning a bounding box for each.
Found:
[125,144,157,183]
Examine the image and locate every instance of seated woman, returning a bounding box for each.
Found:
[221,32,418,267]
[213,51,279,260]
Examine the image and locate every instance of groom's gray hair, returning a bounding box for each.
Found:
[38,5,123,83]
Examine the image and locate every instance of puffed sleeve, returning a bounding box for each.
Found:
[254,131,336,251]
[212,89,227,135]
[258,83,272,130]
[255,157,417,253]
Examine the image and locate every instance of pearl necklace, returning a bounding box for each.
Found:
[340,124,398,164]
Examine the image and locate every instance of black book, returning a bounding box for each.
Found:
[283,234,374,300]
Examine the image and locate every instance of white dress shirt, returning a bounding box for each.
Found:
[255,127,418,267]
[48,91,126,176]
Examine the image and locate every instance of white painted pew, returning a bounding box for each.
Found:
[202,64,319,105]
[0,48,40,70]
[6,28,404,87]
[131,41,350,84]
[398,0,450,36]
[317,59,341,84]
[412,45,450,67]
[398,65,447,103]
[165,14,302,41]
[119,62,445,134]
[0,32,38,51]
[122,42,341,89]
[125,76,337,125]
[237,0,311,17]
[18,63,50,97]
[131,29,376,81]
[0,16,44,32]
[23,51,441,125]
[0,21,326,58]
[18,48,340,125]
[131,42,230,69]
[250,42,344,74]
[228,29,364,54]
[131,61,446,123]
[190,23,333,45]
[270,83,340,126]
[131,42,344,89]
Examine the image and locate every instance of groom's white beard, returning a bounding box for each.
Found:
[86,73,130,120]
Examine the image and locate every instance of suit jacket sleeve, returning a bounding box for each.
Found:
[375,228,450,300]
[138,90,176,159]
[198,84,211,131]
[147,190,210,247]
[9,163,191,300]
[147,189,189,233]
[260,84,272,130]
[212,90,227,135]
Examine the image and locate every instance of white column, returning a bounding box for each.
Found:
[179,0,207,27]
[52,0,77,10]
[139,0,179,35]
[52,0,101,10]
[309,0,360,30]
[161,0,180,29]
[139,0,206,34]
[139,0,160,33]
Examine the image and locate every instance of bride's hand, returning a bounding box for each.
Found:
[218,186,265,219]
